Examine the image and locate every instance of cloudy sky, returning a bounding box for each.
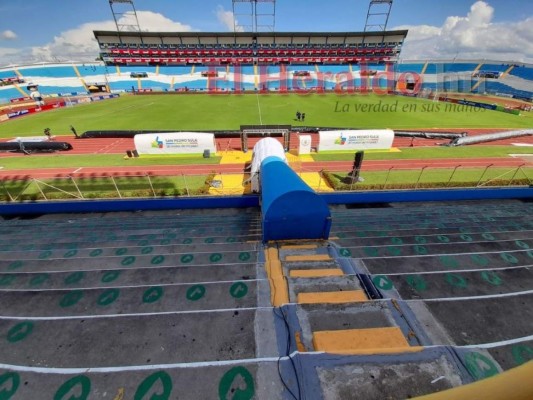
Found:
[0,0,531,65]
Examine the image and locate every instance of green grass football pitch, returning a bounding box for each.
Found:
[0,93,532,138]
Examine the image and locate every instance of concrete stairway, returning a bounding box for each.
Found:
[258,200,533,399]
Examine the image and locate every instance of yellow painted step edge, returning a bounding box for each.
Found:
[264,247,289,306]
[313,346,423,355]
[285,254,331,262]
[313,327,418,354]
[298,290,368,304]
[280,244,319,250]
[290,268,344,278]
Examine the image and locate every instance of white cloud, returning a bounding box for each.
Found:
[1,30,17,40]
[216,6,243,32]
[0,47,31,66]
[0,47,20,58]
[395,1,533,63]
[8,11,195,65]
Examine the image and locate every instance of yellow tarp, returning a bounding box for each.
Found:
[286,152,314,163]
[218,151,253,165]
[298,172,334,192]
[208,173,250,195]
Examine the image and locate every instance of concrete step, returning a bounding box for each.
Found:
[330,214,532,228]
[312,326,421,354]
[331,202,532,220]
[486,338,533,371]
[0,361,284,400]
[292,302,416,353]
[0,280,268,317]
[0,233,260,252]
[0,264,261,290]
[331,223,533,240]
[0,249,260,273]
[299,349,467,399]
[297,290,368,305]
[343,239,533,258]
[362,249,533,275]
[420,292,533,346]
[333,231,533,247]
[0,224,262,245]
[378,266,533,300]
[0,308,278,367]
[282,260,342,275]
[289,275,365,303]
[0,242,258,260]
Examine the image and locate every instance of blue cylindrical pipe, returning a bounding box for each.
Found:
[261,156,331,242]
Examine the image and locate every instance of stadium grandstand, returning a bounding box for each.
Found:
[0,0,532,399]
[94,30,407,66]
[1,59,532,104]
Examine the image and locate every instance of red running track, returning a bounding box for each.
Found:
[1,129,531,158]
[0,131,531,179]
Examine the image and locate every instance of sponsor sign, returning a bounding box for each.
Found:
[6,102,66,120]
[10,97,31,103]
[318,129,394,151]
[457,99,497,111]
[134,132,216,155]
[7,109,29,119]
[495,92,514,98]
[90,94,119,102]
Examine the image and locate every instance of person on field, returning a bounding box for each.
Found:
[44,128,54,141]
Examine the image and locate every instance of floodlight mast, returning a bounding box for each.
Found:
[364,0,393,32]
[232,0,276,32]
[109,0,143,43]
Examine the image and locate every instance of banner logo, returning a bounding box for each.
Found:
[151,136,164,149]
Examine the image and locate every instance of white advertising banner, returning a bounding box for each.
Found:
[134,132,216,155]
[318,129,394,152]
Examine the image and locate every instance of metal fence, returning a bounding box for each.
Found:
[0,164,532,202]
[0,173,210,202]
[318,163,532,191]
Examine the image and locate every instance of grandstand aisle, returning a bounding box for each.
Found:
[0,199,532,398]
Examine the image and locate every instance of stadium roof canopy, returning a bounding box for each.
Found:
[93,30,408,46]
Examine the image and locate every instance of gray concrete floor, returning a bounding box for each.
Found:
[0,200,531,399]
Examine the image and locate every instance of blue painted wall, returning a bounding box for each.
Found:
[1,188,531,219]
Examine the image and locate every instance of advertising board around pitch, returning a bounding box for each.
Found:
[318,129,394,152]
[134,132,217,155]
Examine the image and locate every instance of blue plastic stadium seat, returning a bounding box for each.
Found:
[510,66,533,80]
